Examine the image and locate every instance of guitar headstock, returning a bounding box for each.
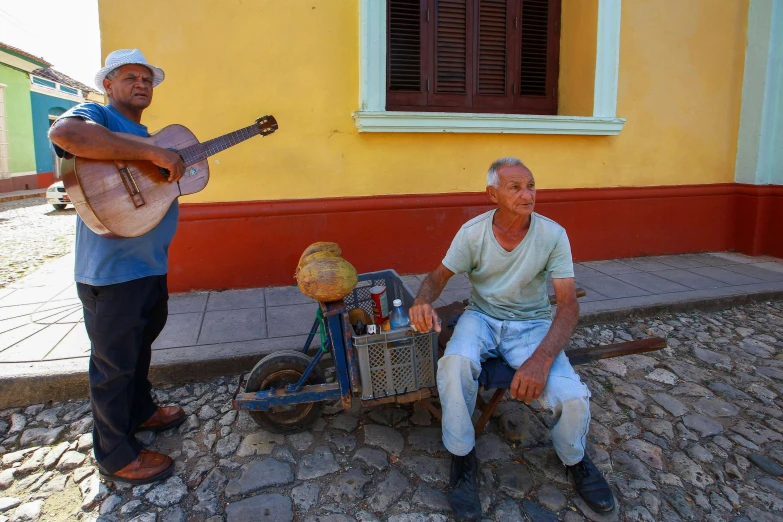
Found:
[255,115,279,136]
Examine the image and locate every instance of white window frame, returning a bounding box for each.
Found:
[354,0,625,135]
[30,76,84,103]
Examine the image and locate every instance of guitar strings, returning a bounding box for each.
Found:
[179,124,262,166]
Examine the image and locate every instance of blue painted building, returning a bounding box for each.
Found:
[30,91,77,175]
[28,68,104,183]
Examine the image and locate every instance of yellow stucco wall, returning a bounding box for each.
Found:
[98,0,748,202]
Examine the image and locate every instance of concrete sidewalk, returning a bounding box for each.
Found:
[0,188,47,203]
[1,251,783,407]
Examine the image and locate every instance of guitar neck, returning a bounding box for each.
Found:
[179,124,261,166]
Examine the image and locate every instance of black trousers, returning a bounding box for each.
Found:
[77,274,168,473]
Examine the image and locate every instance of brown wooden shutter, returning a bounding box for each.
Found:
[473,0,514,110]
[428,0,473,107]
[513,0,559,114]
[386,0,560,114]
[387,0,427,109]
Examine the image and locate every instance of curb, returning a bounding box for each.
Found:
[577,288,783,326]
[0,354,269,409]
[0,191,46,203]
[1,290,782,409]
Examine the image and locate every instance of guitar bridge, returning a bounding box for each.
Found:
[116,162,145,208]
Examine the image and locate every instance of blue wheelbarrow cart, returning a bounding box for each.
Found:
[232,270,441,434]
[231,270,668,434]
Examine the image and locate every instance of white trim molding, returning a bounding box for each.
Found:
[30,83,84,104]
[593,0,622,117]
[735,0,783,186]
[354,0,625,135]
[354,111,625,135]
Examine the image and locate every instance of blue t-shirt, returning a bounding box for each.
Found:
[56,103,179,286]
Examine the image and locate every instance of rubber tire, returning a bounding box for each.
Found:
[244,350,326,434]
[52,204,66,211]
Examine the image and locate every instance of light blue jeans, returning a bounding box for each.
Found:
[437,310,591,465]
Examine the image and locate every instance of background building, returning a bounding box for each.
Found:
[95,0,782,292]
[0,41,104,193]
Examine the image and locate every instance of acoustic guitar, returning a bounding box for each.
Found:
[60,115,278,238]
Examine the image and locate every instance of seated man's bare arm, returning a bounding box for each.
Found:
[409,264,454,333]
[510,277,580,404]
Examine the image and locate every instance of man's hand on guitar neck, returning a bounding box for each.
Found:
[49,118,184,183]
[149,149,184,183]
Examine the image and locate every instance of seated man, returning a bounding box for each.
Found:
[409,158,614,521]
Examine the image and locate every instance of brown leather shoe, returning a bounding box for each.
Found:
[100,449,173,485]
[136,405,186,433]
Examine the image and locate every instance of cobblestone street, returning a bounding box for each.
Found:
[0,301,781,521]
[0,198,75,289]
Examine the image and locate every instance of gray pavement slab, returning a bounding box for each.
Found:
[572,263,603,278]
[153,312,203,349]
[169,292,209,314]
[644,254,709,269]
[681,252,738,267]
[0,252,782,408]
[720,262,783,281]
[207,288,266,311]
[579,280,783,321]
[265,286,314,307]
[651,269,727,290]
[611,272,692,294]
[575,274,651,299]
[614,257,673,272]
[266,303,319,338]
[0,323,73,363]
[438,288,471,305]
[444,273,471,290]
[0,286,70,307]
[707,251,776,264]
[400,275,423,295]
[580,260,640,275]
[753,261,783,274]
[688,266,764,285]
[571,288,609,302]
[198,308,267,345]
[43,325,90,360]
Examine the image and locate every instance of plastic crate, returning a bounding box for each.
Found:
[344,270,438,400]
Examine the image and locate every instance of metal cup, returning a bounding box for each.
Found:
[366,324,381,335]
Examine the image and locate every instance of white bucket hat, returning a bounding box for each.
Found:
[94,49,165,93]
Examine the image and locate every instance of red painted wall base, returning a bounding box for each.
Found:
[0,172,54,194]
[0,174,39,193]
[169,183,783,292]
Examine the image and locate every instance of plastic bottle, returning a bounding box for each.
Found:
[389,299,410,330]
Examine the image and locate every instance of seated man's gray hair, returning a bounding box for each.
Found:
[486,157,528,188]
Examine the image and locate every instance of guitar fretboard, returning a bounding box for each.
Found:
[179,124,261,166]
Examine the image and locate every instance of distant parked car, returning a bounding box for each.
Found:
[46,181,71,210]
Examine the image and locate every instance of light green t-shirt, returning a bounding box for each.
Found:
[442,210,574,321]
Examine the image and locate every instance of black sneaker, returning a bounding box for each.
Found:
[566,454,615,513]
[448,448,482,522]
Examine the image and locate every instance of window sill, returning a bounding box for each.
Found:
[352,111,626,135]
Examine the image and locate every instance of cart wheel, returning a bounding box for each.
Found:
[244,350,326,434]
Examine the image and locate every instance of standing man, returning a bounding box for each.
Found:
[49,49,186,485]
[409,158,614,520]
